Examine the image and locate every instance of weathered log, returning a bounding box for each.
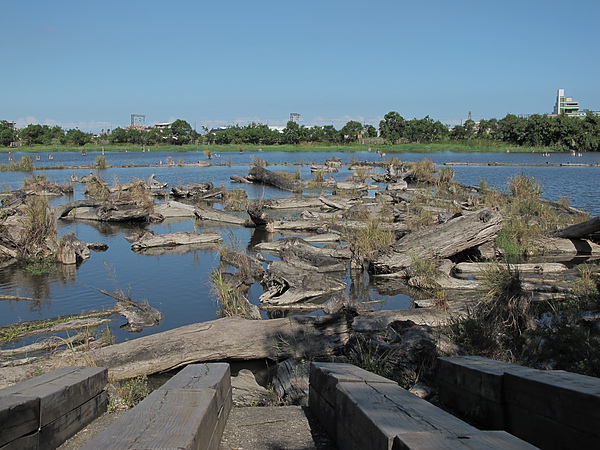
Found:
[319,195,351,211]
[263,196,323,209]
[54,199,103,220]
[198,185,226,199]
[254,237,352,259]
[56,232,91,264]
[247,166,298,192]
[230,174,252,184]
[0,312,353,384]
[553,216,600,239]
[130,231,223,249]
[455,262,569,275]
[371,208,503,274]
[533,237,600,255]
[260,260,347,305]
[247,203,273,230]
[278,237,347,272]
[194,204,250,226]
[153,201,196,218]
[170,182,214,197]
[219,248,265,282]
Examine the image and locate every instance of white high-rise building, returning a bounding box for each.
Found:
[553,89,580,116]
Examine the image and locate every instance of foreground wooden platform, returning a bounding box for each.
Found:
[437,356,600,450]
[0,366,107,449]
[309,362,537,450]
[81,363,231,450]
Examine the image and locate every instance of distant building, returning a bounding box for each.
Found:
[553,89,581,116]
[154,122,173,130]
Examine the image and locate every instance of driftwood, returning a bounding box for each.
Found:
[153,201,196,218]
[170,182,214,197]
[219,248,265,283]
[194,204,250,226]
[277,237,347,273]
[56,232,91,264]
[260,260,347,305]
[455,262,569,275]
[247,166,298,192]
[247,203,273,230]
[553,216,600,239]
[263,196,323,209]
[254,237,352,259]
[372,208,503,274]
[533,237,600,255]
[230,174,253,184]
[130,231,223,249]
[92,288,163,332]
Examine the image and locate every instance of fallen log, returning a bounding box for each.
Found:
[260,260,347,305]
[553,216,600,239]
[247,166,298,192]
[130,231,223,249]
[371,208,503,274]
[0,312,354,385]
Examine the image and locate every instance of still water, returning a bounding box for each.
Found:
[1,149,599,347]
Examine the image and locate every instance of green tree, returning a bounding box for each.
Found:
[379,111,406,142]
[363,124,378,138]
[64,128,91,146]
[404,116,448,142]
[282,121,302,144]
[0,121,17,146]
[20,124,57,145]
[340,120,363,143]
[170,119,194,145]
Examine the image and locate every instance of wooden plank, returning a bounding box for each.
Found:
[0,432,38,450]
[505,402,599,450]
[435,379,505,429]
[308,386,337,441]
[0,366,107,427]
[0,395,39,447]
[161,363,230,405]
[81,388,218,450]
[392,430,539,449]
[335,381,478,450]
[39,390,107,449]
[503,369,600,435]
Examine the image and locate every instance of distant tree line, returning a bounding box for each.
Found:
[2,111,600,151]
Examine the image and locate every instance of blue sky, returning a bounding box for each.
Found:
[2,0,599,133]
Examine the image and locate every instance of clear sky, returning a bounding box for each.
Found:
[2,0,599,133]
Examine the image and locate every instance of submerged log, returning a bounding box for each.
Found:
[247,166,298,192]
[372,208,503,274]
[553,215,600,239]
[260,260,347,305]
[130,231,223,249]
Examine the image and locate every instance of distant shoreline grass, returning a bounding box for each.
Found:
[0,140,563,154]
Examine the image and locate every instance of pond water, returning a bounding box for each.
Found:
[1,149,599,349]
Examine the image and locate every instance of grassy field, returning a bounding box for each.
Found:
[1,140,558,154]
